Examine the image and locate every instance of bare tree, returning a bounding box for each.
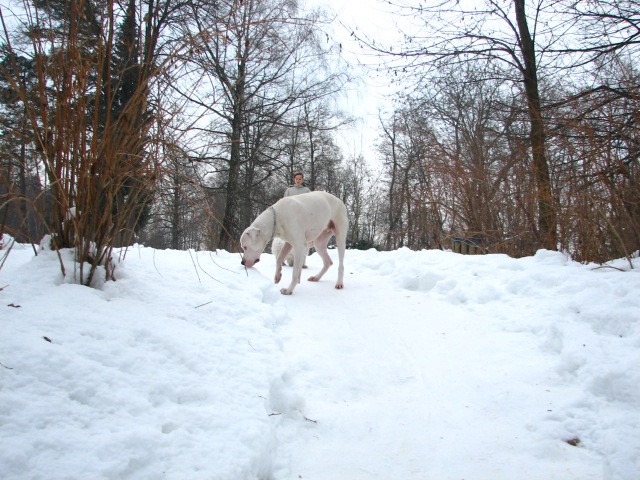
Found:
[376,57,545,254]
[547,57,640,262]
[0,44,43,243]
[560,0,640,63]
[180,0,347,250]
[1,0,187,284]
[357,0,563,250]
[379,110,405,249]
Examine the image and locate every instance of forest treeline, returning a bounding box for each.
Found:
[1,0,639,285]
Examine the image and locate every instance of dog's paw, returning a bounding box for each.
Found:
[335,282,344,289]
[280,288,293,295]
[274,273,282,283]
[307,275,319,282]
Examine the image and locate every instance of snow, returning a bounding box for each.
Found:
[1,235,639,480]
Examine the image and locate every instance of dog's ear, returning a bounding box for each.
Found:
[247,227,261,242]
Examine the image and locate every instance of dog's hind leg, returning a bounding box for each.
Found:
[308,229,334,283]
[334,236,346,289]
[333,221,347,289]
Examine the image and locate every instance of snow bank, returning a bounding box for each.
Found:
[1,240,638,479]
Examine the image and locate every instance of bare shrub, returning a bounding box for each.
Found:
[1,1,184,284]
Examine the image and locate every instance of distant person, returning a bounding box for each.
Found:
[284,171,311,197]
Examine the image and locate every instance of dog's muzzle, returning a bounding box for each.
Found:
[241,258,259,267]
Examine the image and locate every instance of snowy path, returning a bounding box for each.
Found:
[256,250,604,480]
[3,241,636,479]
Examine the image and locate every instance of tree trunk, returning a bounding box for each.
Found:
[219,114,242,251]
[170,172,181,250]
[218,68,246,251]
[382,119,400,249]
[514,0,558,250]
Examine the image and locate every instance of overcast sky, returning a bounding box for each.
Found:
[306,0,404,164]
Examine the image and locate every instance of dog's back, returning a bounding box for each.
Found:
[274,191,347,240]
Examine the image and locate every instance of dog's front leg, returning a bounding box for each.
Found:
[280,243,306,295]
[274,262,282,284]
[274,242,292,285]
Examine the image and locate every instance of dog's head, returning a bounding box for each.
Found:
[240,226,267,267]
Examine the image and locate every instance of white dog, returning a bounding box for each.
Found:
[240,191,348,295]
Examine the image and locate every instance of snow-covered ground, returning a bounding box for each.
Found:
[1,236,638,479]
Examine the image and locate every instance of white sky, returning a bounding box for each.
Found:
[305,0,405,163]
